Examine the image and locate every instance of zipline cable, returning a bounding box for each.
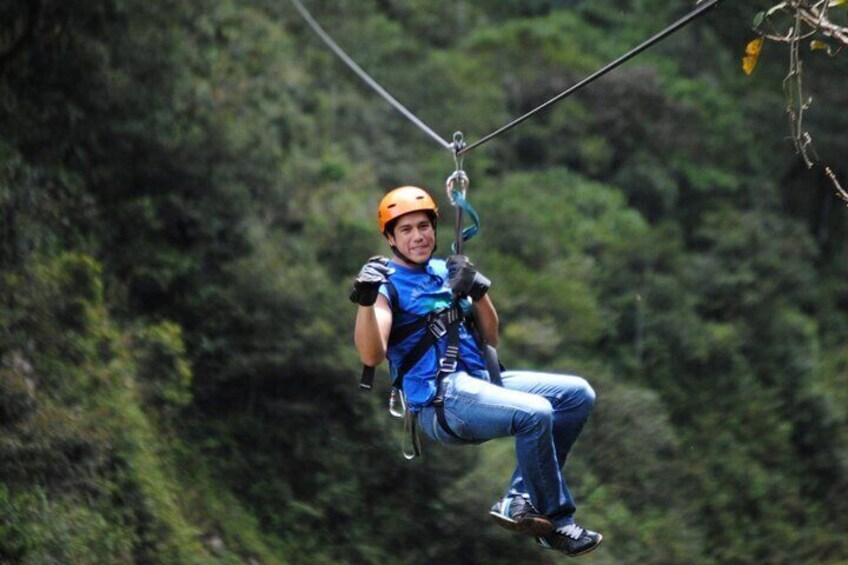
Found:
[289,0,454,151]
[457,0,726,156]
[293,0,727,159]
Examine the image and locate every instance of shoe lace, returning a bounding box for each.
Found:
[557,524,584,540]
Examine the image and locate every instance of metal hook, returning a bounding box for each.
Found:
[451,131,466,171]
[445,170,469,205]
[447,131,469,206]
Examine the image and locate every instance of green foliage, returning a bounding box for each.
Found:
[133,321,193,410]
[0,253,256,562]
[1,0,848,563]
[0,357,36,425]
[0,485,135,565]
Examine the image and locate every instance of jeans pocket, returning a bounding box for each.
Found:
[435,405,485,445]
[417,405,467,446]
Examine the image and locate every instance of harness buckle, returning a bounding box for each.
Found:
[439,356,458,374]
[439,344,459,373]
[429,318,448,339]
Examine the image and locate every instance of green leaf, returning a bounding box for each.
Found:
[810,40,837,56]
[829,0,847,7]
[753,11,765,28]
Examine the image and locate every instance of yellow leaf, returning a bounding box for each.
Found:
[743,37,764,75]
[829,0,847,7]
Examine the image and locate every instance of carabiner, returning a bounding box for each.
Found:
[402,408,422,460]
[445,170,469,205]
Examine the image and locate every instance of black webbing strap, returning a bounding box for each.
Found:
[388,317,428,347]
[359,365,376,391]
[433,316,464,440]
[394,305,463,379]
[484,345,504,386]
[463,312,504,387]
[435,402,462,440]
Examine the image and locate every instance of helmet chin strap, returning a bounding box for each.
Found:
[390,245,419,267]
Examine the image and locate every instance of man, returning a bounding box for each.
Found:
[350,186,602,557]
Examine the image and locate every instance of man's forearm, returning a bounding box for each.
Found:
[473,294,500,347]
[355,305,387,366]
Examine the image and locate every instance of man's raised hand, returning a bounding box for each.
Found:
[350,256,394,306]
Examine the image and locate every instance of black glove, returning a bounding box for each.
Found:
[447,255,491,301]
[349,256,394,306]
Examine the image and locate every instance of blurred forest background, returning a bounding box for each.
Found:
[2,1,848,563]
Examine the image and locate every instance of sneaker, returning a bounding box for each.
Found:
[489,495,555,536]
[536,523,603,557]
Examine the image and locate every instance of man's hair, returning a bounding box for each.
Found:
[384,210,438,238]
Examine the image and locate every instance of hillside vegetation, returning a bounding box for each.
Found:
[2,1,847,563]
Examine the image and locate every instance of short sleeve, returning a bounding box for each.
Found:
[378,283,393,308]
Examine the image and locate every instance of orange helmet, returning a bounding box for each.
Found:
[378,186,438,234]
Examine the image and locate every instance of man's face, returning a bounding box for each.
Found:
[388,211,436,265]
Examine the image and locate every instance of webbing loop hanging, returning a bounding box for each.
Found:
[446,132,480,254]
[448,186,480,254]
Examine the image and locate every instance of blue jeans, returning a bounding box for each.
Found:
[417,370,596,528]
